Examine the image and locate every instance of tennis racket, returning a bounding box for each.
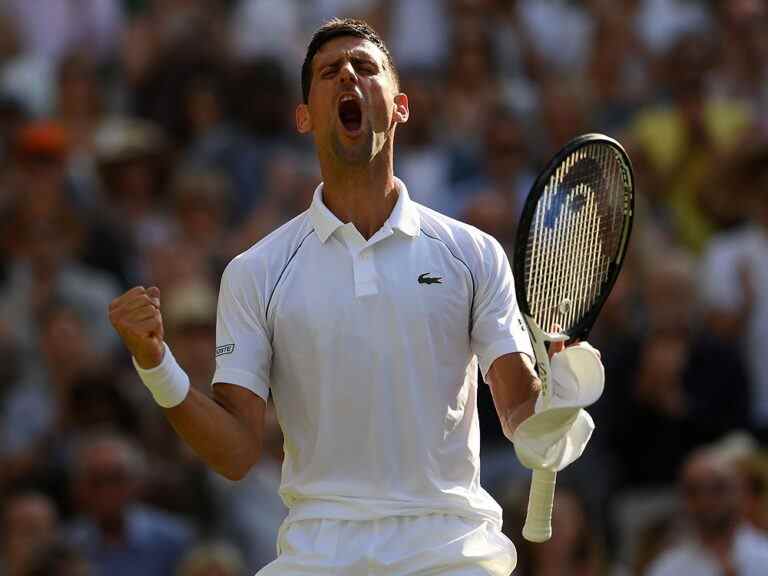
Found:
[514,133,634,543]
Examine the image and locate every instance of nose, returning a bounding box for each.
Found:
[338,61,358,86]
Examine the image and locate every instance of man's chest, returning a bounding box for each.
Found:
[267,237,475,355]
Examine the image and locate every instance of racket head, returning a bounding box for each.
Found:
[513,133,635,342]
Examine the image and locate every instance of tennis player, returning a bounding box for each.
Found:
[109,19,599,575]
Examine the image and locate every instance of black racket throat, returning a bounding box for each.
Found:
[514,133,635,341]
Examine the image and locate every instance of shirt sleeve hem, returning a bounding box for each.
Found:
[478,338,534,380]
[212,368,269,401]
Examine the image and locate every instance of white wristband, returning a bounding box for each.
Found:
[132,343,190,408]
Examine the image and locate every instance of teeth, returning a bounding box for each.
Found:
[340,95,356,103]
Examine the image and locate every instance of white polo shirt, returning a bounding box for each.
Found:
[212,178,533,527]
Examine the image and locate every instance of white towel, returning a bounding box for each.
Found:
[512,342,605,472]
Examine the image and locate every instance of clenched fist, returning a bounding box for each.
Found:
[109,286,165,369]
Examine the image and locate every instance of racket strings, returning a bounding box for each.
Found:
[524,144,626,332]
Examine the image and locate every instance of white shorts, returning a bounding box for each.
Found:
[256,513,516,575]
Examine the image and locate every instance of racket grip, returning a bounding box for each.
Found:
[522,469,557,543]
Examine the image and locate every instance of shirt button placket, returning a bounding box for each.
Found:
[354,249,378,297]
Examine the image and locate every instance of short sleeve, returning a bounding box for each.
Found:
[470,235,534,378]
[212,259,271,400]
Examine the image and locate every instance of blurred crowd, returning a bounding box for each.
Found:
[0,0,767,575]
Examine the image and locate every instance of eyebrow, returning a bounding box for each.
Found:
[316,51,381,71]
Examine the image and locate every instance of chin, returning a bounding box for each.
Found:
[331,131,374,165]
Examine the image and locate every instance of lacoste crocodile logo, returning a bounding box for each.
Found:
[418,273,442,285]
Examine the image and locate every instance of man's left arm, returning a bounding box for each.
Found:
[469,234,599,469]
[468,233,541,438]
[485,343,564,442]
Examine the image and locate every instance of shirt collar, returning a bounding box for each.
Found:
[309,177,421,243]
[308,182,343,243]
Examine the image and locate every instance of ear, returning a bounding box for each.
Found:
[393,93,409,125]
[296,104,312,134]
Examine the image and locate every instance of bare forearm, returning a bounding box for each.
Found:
[488,352,541,441]
[164,386,263,481]
[498,397,537,441]
[109,287,265,480]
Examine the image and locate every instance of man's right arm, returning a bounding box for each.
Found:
[109,286,265,481]
[164,383,265,481]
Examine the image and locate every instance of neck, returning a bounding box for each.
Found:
[319,143,398,240]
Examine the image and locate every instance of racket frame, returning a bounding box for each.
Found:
[513,133,635,343]
[513,133,635,543]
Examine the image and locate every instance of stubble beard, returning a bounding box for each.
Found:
[331,126,375,166]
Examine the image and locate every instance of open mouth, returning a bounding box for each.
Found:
[338,96,362,134]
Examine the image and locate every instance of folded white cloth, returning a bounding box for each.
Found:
[512,342,605,472]
[535,341,605,411]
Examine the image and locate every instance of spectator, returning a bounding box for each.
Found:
[629,32,753,252]
[699,145,768,439]
[1,121,121,353]
[502,485,603,576]
[630,512,677,576]
[169,167,232,278]
[614,250,750,487]
[707,432,768,534]
[646,443,768,576]
[0,492,59,576]
[0,303,106,494]
[93,116,170,284]
[67,432,195,576]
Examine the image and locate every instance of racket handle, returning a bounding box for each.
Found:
[522,469,557,543]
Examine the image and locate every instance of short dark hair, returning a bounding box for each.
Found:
[301,18,398,104]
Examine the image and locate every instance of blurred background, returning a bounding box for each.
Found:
[0,0,767,575]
